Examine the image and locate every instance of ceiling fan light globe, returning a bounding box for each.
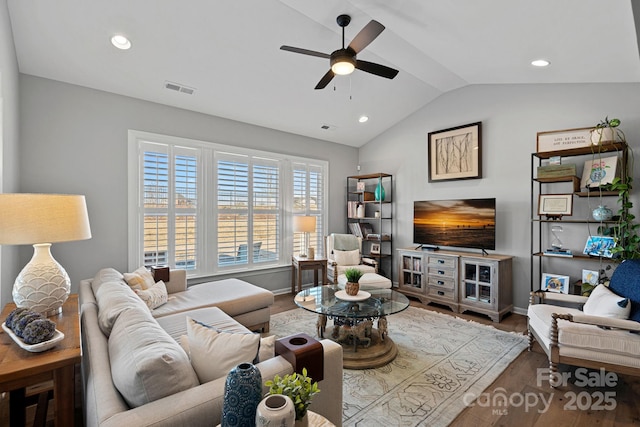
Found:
[332,60,355,75]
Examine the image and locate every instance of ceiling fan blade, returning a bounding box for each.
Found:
[315,70,335,90]
[348,20,385,54]
[356,60,399,79]
[280,45,331,59]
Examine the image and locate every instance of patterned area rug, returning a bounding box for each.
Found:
[270,306,528,427]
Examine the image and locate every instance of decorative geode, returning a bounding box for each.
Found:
[22,319,56,344]
[13,312,43,338]
[5,308,27,329]
[10,309,38,331]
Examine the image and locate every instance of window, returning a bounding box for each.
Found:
[128,131,328,277]
[292,162,324,255]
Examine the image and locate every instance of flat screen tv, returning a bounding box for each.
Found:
[413,198,496,251]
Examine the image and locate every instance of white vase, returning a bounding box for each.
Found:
[256,394,295,427]
[590,127,618,144]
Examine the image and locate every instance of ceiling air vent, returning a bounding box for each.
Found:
[164,81,196,95]
[321,124,337,131]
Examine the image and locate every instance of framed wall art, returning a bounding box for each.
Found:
[541,273,570,294]
[428,122,482,182]
[581,156,618,189]
[583,236,616,258]
[538,194,573,218]
[536,127,592,153]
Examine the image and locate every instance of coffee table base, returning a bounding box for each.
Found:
[342,332,397,369]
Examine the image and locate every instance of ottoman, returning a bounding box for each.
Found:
[337,272,391,289]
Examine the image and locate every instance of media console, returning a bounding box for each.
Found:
[397,248,513,322]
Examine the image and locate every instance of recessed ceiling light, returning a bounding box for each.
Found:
[531,59,550,67]
[358,115,369,123]
[111,34,131,50]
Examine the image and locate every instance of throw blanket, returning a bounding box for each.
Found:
[333,234,359,251]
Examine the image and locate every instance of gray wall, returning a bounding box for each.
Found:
[358,83,640,312]
[0,0,21,305]
[14,74,358,306]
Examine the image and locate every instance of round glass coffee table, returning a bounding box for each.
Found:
[294,285,409,369]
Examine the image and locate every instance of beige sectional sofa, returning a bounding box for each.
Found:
[79,268,343,427]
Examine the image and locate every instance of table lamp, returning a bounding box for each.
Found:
[293,215,316,258]
[0,194,92,316]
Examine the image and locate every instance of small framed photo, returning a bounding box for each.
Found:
[582,269,599,286]
[428,122,482,182]
[583,236,617,258]
[541,273,570,294]
[370,243,381,254]
[538,194,573,217]
[356,181,365,192]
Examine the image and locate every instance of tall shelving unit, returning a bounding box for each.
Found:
[346,173,393,278]
[530,141,629,293]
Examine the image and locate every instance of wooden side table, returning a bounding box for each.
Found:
[291,256,327,293]
[0,294,81,426]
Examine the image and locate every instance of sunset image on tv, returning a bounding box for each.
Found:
[413,198,496,250]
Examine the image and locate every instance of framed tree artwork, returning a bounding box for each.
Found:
[428,122,482,182]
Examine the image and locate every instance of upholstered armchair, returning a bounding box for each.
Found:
[528,259,640,386]
[325,233,377,284]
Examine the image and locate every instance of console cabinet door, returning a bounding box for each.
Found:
[398,251,426,295]
[460,258,497,310]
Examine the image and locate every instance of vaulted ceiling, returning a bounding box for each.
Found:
[7,0,640,147]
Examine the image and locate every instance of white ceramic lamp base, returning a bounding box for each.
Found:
[12,243,70,316]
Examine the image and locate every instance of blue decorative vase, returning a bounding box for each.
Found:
[222,363,262,427]
[592,205,613,221]
[374,177,385,202]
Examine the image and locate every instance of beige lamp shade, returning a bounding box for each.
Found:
[0,194,92,315]
[293,215,316,258]
[293,215,316,233]
[0,194,92,244]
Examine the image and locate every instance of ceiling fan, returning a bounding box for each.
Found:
[280,14,399,90]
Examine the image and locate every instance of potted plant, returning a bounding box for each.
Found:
[344,268,363,296]
[590,116,626,144]
[264,368,320,426]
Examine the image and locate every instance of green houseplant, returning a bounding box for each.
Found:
[590,117,640,259]
[590,116,626,144]
[265,368,320,423]
[344,268,364,296]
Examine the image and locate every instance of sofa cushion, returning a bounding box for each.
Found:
[95,280,148,336]
[109,307,199,408]
[123,266,155,290]
[150,278,274,319]
[528,303,640,357]
[583,284,630,319]
[333,249,360,266]
[135,280,168,310]
[608,259,640,322]
[186,317,260,383]
[91,267,124,296]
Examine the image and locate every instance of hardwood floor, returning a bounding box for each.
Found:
[273,292,640,426]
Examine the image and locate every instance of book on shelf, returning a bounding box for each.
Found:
[544,248,573,257]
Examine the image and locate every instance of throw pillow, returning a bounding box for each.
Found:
[179,334,275,363]
[333,249,360,266]
[95,280,149,336]
[186,317,260,383]
[135,280,168,310]
[123,266,155,290]
[583,284,631,320]
[258,335,276,362]
[109,307,199,407]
